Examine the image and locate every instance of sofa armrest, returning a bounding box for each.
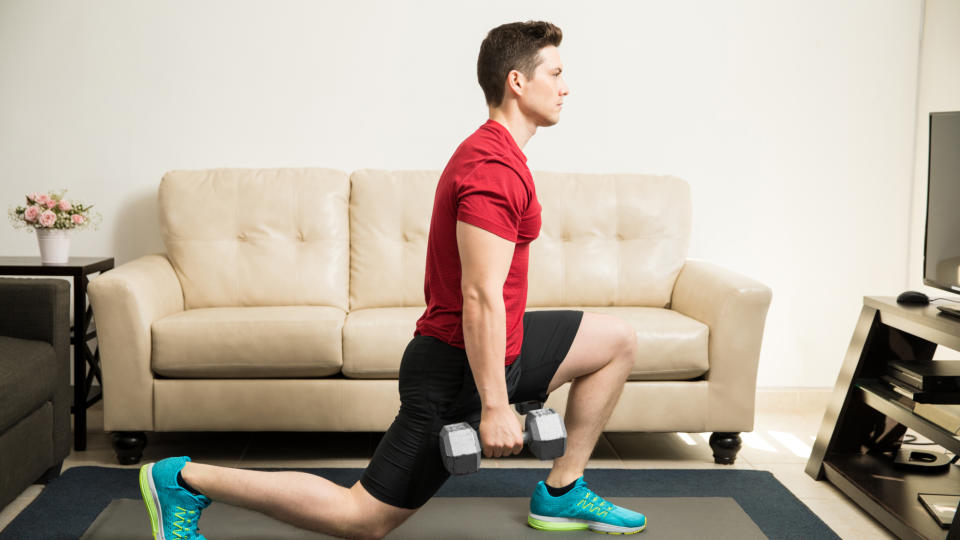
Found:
[0,278,71,348]
[671,259,772,431]
[88,254,184,431]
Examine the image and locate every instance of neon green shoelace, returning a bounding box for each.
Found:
[588,494,615,513]
[172,506,199,539]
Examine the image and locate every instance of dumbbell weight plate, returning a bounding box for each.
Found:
[439,422,481,475]
[525,408,567,460]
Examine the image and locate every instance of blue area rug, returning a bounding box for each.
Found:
[0,467,839,539]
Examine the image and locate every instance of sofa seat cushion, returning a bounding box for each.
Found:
[152,306,345,378]
[545,306,709,380]
[343,306,707,381]
[342,307,424,378]
[0,336,57,432]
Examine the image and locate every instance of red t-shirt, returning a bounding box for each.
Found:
[414,119,542,365]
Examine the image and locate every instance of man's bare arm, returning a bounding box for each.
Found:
[457,220,523,457]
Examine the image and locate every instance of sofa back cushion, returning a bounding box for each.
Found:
[160,168,350,310]
[350,170,436,310]
[350,170,690,310]
[527,172,691,308]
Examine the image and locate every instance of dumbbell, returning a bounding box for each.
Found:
[439,405,567,475]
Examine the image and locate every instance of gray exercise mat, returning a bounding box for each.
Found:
[81,497,767,539]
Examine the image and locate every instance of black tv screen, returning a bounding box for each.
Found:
[924,111,960,294]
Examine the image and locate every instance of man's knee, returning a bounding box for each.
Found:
[605,321,636,377]
[346,528,383,540]
[366,510,412,540]
[618,320,638,357]
[343,509,399,540]
[355,525,391,540]
[345,483,415,539]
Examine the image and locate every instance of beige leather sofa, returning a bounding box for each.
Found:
[88,168,772,465]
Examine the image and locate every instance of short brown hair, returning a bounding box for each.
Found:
[477,21,563,107]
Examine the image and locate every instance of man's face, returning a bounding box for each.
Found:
[516,45,568,127]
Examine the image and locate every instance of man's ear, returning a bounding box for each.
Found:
[506,70,524,97]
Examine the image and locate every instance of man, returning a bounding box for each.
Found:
[139,20,646,540]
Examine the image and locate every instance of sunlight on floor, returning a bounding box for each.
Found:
[676,433,698,446]
[679,429,823,459]
[742,432,778,452]
[768,431,813,458]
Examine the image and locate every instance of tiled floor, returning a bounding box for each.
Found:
[0,390,902,539]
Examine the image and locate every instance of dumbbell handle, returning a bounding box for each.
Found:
[440,413,566,475]
[515,400,544,415]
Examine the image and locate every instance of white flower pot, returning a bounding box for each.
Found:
[36,228,70,263]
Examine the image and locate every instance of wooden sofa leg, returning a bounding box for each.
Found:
[37,462,63,484]
[112,431,148,465]
[709,432,742,465]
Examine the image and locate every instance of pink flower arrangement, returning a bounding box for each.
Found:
[9,190,101,232]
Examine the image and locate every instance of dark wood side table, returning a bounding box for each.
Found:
[807,296,960,540]
[0,256,115,451]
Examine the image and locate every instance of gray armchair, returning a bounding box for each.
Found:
[0,278,72,511]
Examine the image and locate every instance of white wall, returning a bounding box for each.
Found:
[0,0,935,386]
[909,0,960,361]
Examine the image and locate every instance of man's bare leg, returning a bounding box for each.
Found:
[539,312,637,487]
[180,463,415,540]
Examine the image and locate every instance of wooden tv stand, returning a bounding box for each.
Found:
[807,296,960,539]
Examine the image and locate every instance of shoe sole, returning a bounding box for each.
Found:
[139,463,165,540]
[528,513,646,535]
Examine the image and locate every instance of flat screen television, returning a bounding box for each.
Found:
[924,111,960,294]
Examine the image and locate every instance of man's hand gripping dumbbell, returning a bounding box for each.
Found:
[439,402,567,475]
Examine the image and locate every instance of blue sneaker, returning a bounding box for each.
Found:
[528,477,647,535]
[139,456,211,540]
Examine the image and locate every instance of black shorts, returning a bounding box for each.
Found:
[360,309,584,509]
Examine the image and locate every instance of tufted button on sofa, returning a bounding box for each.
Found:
[87,168,772,465]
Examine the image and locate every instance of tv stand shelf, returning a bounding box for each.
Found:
[822,454,960,540]
[856,381,960,455]
[807,296,960,540]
